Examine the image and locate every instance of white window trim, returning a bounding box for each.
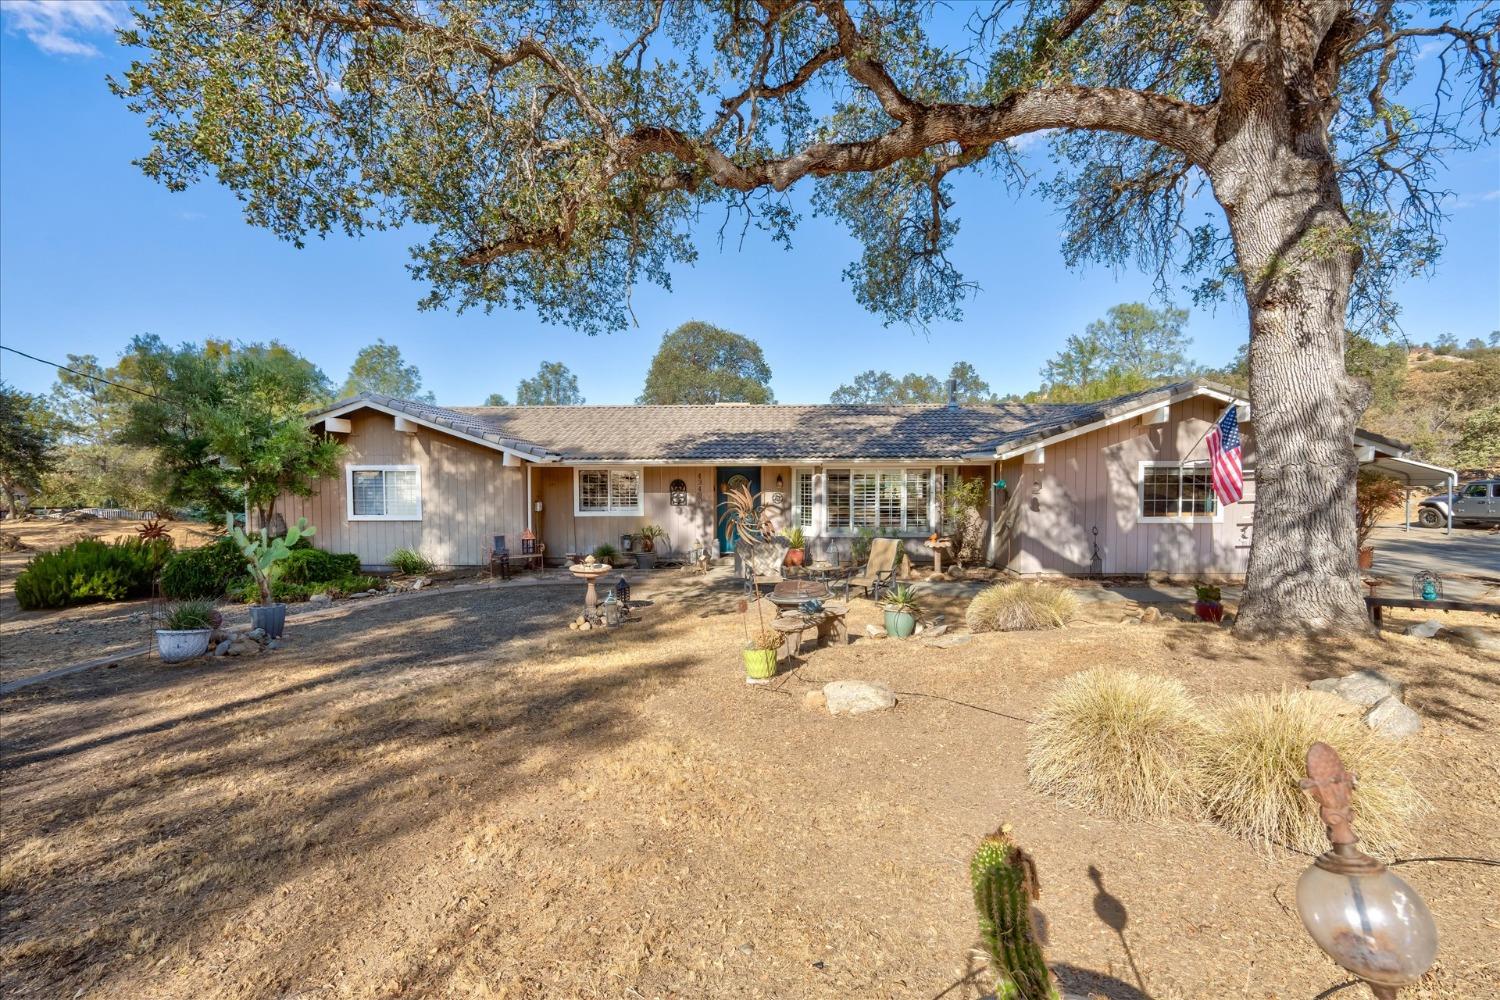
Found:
[821,466,937,537]
[1136,460,1225,525]
[574,466,644,517]
[346,464,423,522]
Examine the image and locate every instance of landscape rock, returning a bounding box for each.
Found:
[1444,626,1500,654]
[864,624,887,639]
[209,629,231,645]
[1302,690,1363,718]
[309,593,332,607]
[214,640,230,656]
[1365,695,1422,738]
[924,623,949,638]
[245,628,267,642]
[265,639,283,651]
[801,690,827,712]
[1405,619,1444,638]
[1140,607,1162,624]
[923,634,973,649]
[225,638,260,657]
[823,680,896,716]
[1308,669,1402,707]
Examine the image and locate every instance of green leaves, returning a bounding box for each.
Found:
[638,322,773,404]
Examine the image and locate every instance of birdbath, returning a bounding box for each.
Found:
[569,559,613,613]
[925,537,954,575]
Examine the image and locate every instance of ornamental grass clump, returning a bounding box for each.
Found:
[1197,691,1425,857]
[1027,669,1205,820]
[387,547,433,575]
[966,582,1077,632]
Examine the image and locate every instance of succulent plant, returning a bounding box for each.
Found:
[970,827,1059,1000]
[230,516,315,606]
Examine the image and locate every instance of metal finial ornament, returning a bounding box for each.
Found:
[1295,743,1438,999]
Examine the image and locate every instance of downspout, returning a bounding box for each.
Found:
[525,462,533,534]
[987,461,997,567]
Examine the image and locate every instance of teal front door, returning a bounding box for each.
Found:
[716,467,760,554]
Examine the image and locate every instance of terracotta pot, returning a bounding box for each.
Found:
[1358,545,1375,570]
[785,547,805,567]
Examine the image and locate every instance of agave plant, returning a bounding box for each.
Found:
[137,518,169,541]
[780,524,806,550]
[882,584,921,615]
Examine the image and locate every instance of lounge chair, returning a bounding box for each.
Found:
[849,536,902,600]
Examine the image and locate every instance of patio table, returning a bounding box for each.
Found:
[766,579,831,616]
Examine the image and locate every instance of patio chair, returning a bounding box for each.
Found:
[738,536,789,594]
[849,536,902,600]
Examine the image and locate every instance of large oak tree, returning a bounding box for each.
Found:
[115,1,1498,635]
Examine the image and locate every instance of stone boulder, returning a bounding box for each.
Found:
[823,680,896,716]
[1307,669,1402,708]
[1365,695,1421,738]
[1405,619,1444,638]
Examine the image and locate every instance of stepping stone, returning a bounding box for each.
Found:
[823,680,896,716]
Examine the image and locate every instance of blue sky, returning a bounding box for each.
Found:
[2,3,1497,406]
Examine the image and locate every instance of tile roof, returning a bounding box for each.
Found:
[313,380,1244,464]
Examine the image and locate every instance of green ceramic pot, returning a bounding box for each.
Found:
[883,610,917,638]
[743,647,777,680]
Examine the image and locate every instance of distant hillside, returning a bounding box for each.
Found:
[1357,347,1498,476]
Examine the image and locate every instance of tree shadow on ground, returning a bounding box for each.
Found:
[0,586,702,999]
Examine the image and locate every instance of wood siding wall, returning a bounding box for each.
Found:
[1004,396,1257,577]
[278,411,526,568]
[536,465,717,561]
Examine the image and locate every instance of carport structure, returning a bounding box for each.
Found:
[1355,430,1459,534]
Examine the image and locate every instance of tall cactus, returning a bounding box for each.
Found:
[970,826,1060,1000]
[231,515,315,606]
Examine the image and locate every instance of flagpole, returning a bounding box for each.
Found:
[1182,397,1241,464]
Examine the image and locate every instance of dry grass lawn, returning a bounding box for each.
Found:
[1,576,1497,1000]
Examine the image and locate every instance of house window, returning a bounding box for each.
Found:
[347,465,421,521]
[1139,463,1219,521]
[793,470,814,527]
[575,467,643,516]
[825,468,932,533]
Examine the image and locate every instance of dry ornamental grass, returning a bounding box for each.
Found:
[1197,690,1427,857]
[966,582,1078,632]
[1026,669,1205,820]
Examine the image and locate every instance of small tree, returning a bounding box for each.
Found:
[0,383,56,518]
[639,322,773,404]
[232,516,314,606]
[942,474,991,568]
[1354,472,1404,550]
[515,361,585,405]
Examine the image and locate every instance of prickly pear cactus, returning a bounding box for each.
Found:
[970,826,1059,1000]
[231,516,316,605]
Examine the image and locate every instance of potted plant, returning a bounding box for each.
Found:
[882,584,920,638]
[743,629,780,683]
[1193,583,1225,623]
[231,515,314,639]
[155,600,217,662]
[1355,471,1403,570]
[781,525,807,567]
[636,524,667,569]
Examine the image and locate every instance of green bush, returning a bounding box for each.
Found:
[275,547,362,584]
[592,543,620,563]
[236,572,381,604]
[160,538,248,599]
[387,547,433,575]
[15,537,175,610]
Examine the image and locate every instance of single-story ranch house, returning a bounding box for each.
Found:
[284,380,1450,578]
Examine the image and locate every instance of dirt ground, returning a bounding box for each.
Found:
[2,573,1496,1000]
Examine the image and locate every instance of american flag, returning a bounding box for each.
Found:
[1207,407,1244,505]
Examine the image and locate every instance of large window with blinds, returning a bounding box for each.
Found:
[825,468,932,533]
[347,465,422,521]
[574,467,643,516]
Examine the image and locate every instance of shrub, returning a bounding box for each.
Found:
[387,547,433,575]
[1027,669,1205,820]
[1197,691,1425,856]
[236,572,379,604]
[277,547,362,584]
[591,543,620,564]
[966,582,1077,632]
[160,538,248,599]
[163,601,216,630]
[15,537,175,610]
[1355,471,1405,549]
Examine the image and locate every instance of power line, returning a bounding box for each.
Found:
[0,344,165,402]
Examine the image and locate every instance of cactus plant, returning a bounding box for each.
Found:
[230,515,315,606]
[970,827,1060,1000]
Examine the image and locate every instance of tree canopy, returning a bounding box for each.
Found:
[639,322,774,404]
[515,361,585,405]
[0,382,56,517]
[830,361,995,404]
[482,392,511,406]
[340,341,433,402]
[1036,302,1193,402]
[119,337,341,524]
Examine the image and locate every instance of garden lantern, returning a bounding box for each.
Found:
[614,576,630,607]
[601,591,622,627]
[1296,743,1437,998]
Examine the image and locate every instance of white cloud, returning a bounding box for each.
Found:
[2,0,129,57]
[1006,128,1057,154]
